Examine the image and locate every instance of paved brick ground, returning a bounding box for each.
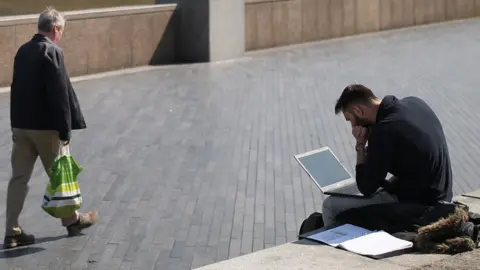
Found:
[0,18,479,269]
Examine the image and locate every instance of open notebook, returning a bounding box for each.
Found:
[305,224,413,259]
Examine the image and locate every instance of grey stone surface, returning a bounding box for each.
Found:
[386,253,451,268]
[411,249,480,270]
[0,18,479,270]
[195,240,410,270]
[462,189,480,199]
[177,0,245,62]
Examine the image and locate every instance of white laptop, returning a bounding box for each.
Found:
[294,146,364,197]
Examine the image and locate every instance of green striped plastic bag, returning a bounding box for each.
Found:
[42,145,83,218]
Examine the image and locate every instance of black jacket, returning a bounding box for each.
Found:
[356,95,452,204]
[10,34,86,141]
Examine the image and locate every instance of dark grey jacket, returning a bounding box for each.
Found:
[10,34,86,141]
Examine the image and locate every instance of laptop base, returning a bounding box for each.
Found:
[323,191,366,198]
[324,184,366,198]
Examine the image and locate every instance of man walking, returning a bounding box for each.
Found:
[5,7,97,249]
[322,84,453,226]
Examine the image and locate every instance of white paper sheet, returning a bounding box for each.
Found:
[339,231,413,256]
[307,224,372,247]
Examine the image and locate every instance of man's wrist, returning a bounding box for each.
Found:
[355,142,366,152]
[355,142,367,165]
[59,131,71,142]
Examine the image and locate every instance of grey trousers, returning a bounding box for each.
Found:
[322,191,399,227]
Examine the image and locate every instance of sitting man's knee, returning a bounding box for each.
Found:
[322,195,358,217]
[322,195,336,212]
[323,195,344,206]
[321,196,341,226]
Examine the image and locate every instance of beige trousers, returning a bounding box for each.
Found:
[5,128,77,236]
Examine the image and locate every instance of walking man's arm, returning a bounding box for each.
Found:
[44,48,71,143]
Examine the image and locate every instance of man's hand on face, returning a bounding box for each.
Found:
[352,125,368,145]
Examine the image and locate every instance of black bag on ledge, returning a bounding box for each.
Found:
[298,212,324,237]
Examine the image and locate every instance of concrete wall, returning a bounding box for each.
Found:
[0,0,155,16]
[176,0,245,62]
[245,0,480,51]
[1,1,478,86]
[0,4,177,86]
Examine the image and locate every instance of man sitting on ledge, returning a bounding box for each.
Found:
[322,84,453,226]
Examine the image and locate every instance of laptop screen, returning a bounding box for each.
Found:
[297,149,352,187]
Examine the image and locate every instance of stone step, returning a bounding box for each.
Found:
[195,239,449,270]
[462,189,480,199]
[411,248,480,270]
[195,193,480,270]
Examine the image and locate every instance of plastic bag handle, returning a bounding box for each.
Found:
[58,144,70,157]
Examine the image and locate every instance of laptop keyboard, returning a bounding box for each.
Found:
[330,184,361,195]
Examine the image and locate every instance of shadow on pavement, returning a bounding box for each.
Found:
[0,247,45,258]
[0,234,67,258]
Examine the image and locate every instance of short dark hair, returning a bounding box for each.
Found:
[334,84,377,114]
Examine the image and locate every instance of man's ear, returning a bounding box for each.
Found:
[352,106,363,117]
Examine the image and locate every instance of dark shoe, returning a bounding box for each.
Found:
[66,211,98,237]
[4,230,35,249]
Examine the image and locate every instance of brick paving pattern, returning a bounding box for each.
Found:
[0,19,479,269]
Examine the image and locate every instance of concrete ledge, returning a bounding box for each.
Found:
[246,0,290,3]
[176,0,245,62]
[195,192,480,270]
[195,240,413,270]
[195,240,455,270]
[0,5,177,26]
[412,248,480,270]
[245,0,480,51]
[462,189,480,199]
[0,4,178,86]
